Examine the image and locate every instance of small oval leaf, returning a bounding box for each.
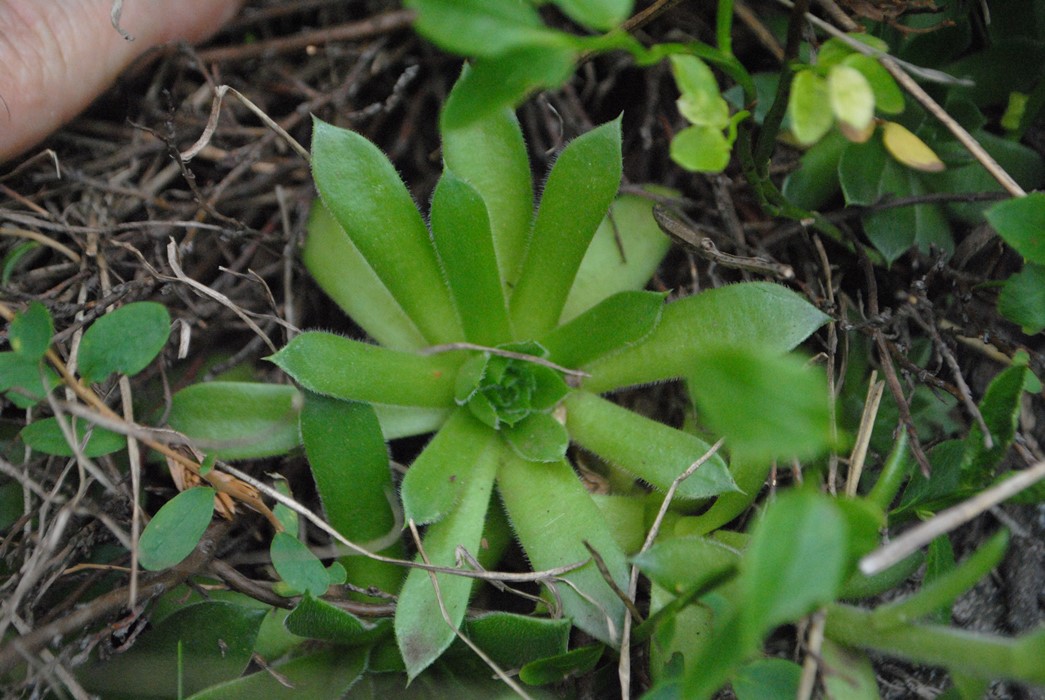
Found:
[882,121,945,173]
[270,531,331,597]
[828,65,875,138]
[788,70,833,145]
[139,487,215,571]
[10,301,53,360]
[20,416,126,457]
[78,302,170,383]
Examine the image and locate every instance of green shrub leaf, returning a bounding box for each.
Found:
[631,536,740,594]
[828,65,875,139]
[688,347,835,463]
[788,70,833,145]
[284,593,390,645]
[0,352,58,408]
[186,647,367,700]
[406,0,567,57]
[9,301,52,360]
[740,490,848,638]
[78,601,265,698]
[671,55,729,129]
[565,390,735,498]
[510,117,623,337]
[77,302,170,383]
[998,263,1045,334]
[843,54,904,114]
[168,382,301,459]
[455,612,571,671]
[311,118,462,344]
[440,47,576,129]
[269,332,463,407]
[271,531,331,597]
[139,487,215,571]
[670,124,732,173]
[986,192,1045,264]
[20,416,126,457]
[552,0,632,30]
[519,644,604,686]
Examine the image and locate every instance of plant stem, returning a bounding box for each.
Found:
[824,603,1045,685]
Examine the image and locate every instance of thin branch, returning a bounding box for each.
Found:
[860,459,1045,575]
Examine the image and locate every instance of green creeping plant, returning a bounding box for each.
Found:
[172,73,830,680]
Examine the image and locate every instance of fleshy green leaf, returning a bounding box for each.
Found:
[9,301,52,360]
[78,601,265,698]
[139,487,215,571]
[430,170,511,345]
[630,536,740,594]
[271,531,331,597]
[441,78,534,291]
[740,490,848,638]
[502,411,570,462]
[688,347,835,463]
[440,47,576,129]
[304,201,427,351]
[843,53,904,114]
[788,70,833,145]
[510,118,623,337]
[998,263,1045,334]
[186,647,367,700]
[828,65,875,141]
[497,454,627,645]
[561,191,672,322]
[540,291,665,369]
[300,393,404,594]
[168,382,301,459]
[670,55,729,129]
[284,593,389,645]
[395,438,499,679]
[986,192,1045,264]
[583,282,830,393]
[406,0,568,57]
[670,124,732,173]
[565,391,735,499]
[77,302,170,383]
[20,416,126,457]
[551,0,631,30]
[269,332,463,407]
[401,408,498,524]
[311,118,462,344]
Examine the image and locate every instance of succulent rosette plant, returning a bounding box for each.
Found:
[170,73,830,677]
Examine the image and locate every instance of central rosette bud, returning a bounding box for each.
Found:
[454,341,570,461]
